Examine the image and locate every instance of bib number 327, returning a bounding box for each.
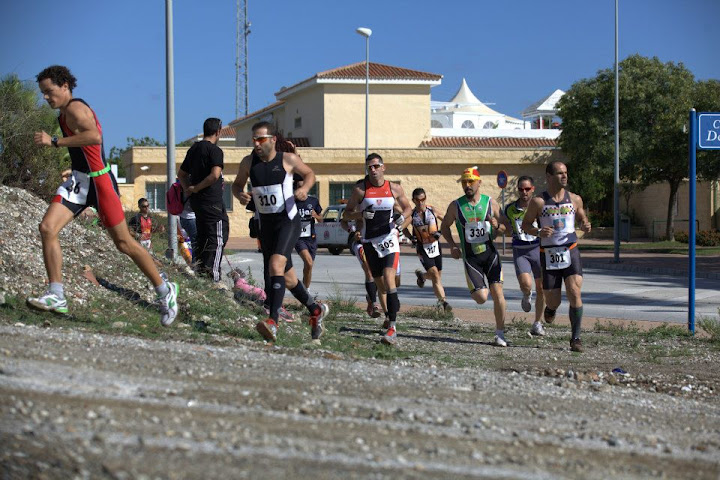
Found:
[545,246,571,270]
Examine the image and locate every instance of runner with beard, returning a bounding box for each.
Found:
[440,166,508,347]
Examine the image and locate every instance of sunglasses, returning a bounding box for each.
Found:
[518,187,533,192]
[140,204,150,208]
[413,197,426,203]
[367,164,383,170]
[252,135,273,144]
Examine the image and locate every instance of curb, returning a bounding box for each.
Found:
[582,260,720,280]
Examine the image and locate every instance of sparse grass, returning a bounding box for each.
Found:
[698,312,720,343]
[405,305,453,322]
[326,282,362,314]
[645,323,692,340]
[594,320,640,336]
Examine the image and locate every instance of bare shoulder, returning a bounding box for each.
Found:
[65,100,92,117]
[529,196,545,209]
[569,191,584,207]
[390,182,405,195]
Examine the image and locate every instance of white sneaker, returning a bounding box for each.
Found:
[530,321,546,336]
[492,335,507,347]
[27,292,68,314]
[521,291,532,312]
[158,282,179,326]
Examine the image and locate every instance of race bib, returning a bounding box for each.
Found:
[545,246,571,270]
[252,184,284,214]
[56,170,90,205]
[514,218,537,242]
[300,221,312,238]
[464,221,490,243]
[371,231,400,258]
[422,240,440,258]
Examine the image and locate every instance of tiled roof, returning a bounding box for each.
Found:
[218,125,236,138]
[317,62,442,81]
[420,137,558,148]
[275,62,442,97]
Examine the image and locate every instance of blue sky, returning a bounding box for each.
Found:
[2,0,718,154]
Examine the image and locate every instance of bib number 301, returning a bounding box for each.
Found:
[545,246,571,270]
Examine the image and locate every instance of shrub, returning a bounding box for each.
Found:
[0,74,68,199]
[675,230,720,246]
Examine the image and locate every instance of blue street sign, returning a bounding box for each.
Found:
[698,113,720,150]
[497,170,508,189]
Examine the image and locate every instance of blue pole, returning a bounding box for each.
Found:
[688,109,697,334]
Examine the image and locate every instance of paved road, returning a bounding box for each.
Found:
[227,250,720,324]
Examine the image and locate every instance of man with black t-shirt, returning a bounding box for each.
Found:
[293,175,323,288]
[178,118,229,282]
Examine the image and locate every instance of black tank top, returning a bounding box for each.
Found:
[249,152,297,220]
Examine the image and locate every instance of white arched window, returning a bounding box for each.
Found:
[431,120,443,128]
[461,120,475,129]
[483,121,496,129]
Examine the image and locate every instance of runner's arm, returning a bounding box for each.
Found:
[391,184,413,226]
[34,101,101,148]
[440,202,460,250]
[285,153,315,201]
[189,166,222,194]
[522,198,548,237]
[232,156,252,205]
[342,186,366,221]
[572,193,592,233]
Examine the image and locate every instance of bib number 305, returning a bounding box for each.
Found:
[372,232,400,258]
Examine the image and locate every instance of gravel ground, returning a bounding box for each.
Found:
[1,185,719,479]
[1,323,719,479]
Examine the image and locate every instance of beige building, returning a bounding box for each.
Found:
[122,61,719,240]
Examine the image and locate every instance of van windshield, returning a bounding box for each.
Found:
[322,207,344,222]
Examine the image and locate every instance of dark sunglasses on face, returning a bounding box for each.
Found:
[518,187,533,192]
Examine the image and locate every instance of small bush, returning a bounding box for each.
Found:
[698,311,720,343]
[675,230,720,246]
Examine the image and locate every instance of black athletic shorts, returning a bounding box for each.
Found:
[463,250,503,292]
[362,242,400,279]
[416,243,443,272]
[259,215,301,266]
[540,243,583,290]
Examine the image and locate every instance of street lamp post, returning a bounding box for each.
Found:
[356,27,372,161]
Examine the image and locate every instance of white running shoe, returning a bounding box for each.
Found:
[27,292,68,314]
[521,291,532,312]
[158,282,179,327]
[530,321,546,336]
[492,335,508,347]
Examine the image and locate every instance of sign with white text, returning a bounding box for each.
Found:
[698,113,720,150]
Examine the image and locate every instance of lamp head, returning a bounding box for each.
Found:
[356,27,372,38]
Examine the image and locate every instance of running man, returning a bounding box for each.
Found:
[232,121,329,343]
[293,175,323,288]
[343,153,412,345]
[500,176,545,336]
[440,166,508,347]
[28,65,178,326]
[522,161,591,352]
[341,215,384,318]
[402,188,451,313]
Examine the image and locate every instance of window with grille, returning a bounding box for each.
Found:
[461,120,475,129]
[329,182,356,205]
[145,182,167,211]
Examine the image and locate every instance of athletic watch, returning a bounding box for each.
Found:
[51,136,59,148]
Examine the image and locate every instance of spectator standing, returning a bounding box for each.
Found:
[178,118,229,282]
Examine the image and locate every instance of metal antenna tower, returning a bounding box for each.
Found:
[235,0,250,118]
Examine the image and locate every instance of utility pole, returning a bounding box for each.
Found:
[236,0,250,118]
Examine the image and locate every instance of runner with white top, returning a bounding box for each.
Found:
[402,187,451,313]
[500,175,545,336]
[522,161,591,352]
[343,153,412,345]
[440,166,508,347]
